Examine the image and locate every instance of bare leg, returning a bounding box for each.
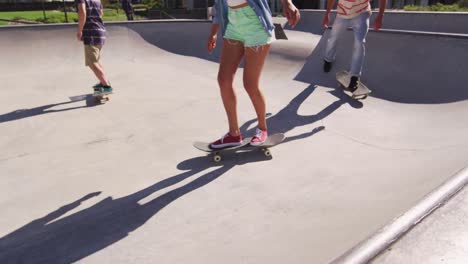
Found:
[218,39,245,136]
[243,45,270,131]
[89,63,110,86]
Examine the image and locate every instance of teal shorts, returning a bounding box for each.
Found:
[224,5,274,47]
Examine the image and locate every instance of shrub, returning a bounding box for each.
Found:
[458,0,468,8]
[404,3,468,11]
[403,4,422,11]
[12,16,27,21]
[141,0,164,9]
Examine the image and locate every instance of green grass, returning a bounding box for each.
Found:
[0,11,77,23]
[102,9,144,21]
[0,10,54,21]
[0,10,144,25]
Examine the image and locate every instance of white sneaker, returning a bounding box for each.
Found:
[352,84,369,97]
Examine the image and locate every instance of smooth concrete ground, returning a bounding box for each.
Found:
[1,21,467,263]
[373,187,468,264]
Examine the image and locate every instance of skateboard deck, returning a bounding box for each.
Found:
[193,133,285,162]
[92,92,112,104]
[336,70,371,100]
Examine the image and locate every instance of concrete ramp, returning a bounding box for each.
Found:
[295,29,468,104]
[0,20,467,263]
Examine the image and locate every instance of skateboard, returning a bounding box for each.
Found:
[336,70,371,100]
[193,133,285,162]
[92,91,112,104]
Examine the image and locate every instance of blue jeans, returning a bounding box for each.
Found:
[324,12,371,77]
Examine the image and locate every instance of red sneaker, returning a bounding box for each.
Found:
[250,128,268,146]
[210,133,243,149]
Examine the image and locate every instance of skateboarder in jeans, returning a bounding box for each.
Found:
[322,0,386,95]
[207,0,300,149]
[76,0,113,95]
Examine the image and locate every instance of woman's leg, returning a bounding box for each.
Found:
[218,39,245,136]
[243,44,270,132]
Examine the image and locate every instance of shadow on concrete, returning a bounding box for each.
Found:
[0,83,345,263]
[293,29,340,89]
[127,22,222,63]
[292,28,468,104]
[122,22,468,104]
[239,84,353,144]
[0,152,270,263]
[0,95,99,124]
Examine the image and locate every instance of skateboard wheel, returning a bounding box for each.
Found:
[264,149,271,157]
[214,155,222,162]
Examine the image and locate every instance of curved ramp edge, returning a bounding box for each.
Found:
[330,166,468,264]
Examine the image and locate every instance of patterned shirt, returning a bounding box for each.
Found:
[76,0,106,46]
[337,0,371,19]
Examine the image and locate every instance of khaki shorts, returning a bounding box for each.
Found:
[84,45,102,66]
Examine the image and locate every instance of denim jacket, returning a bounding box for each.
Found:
[212,0,275,36]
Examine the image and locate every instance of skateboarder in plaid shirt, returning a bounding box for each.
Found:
[207,0,300,149]
[76,0,112,95]
[322,0,386,95]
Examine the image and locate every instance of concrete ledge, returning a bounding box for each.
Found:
[334,27,468,39]
[368,28,468,39]
[0,19,210,30]
[330,166,468,264]
[301,9,468,15]
[296,10,468,34]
